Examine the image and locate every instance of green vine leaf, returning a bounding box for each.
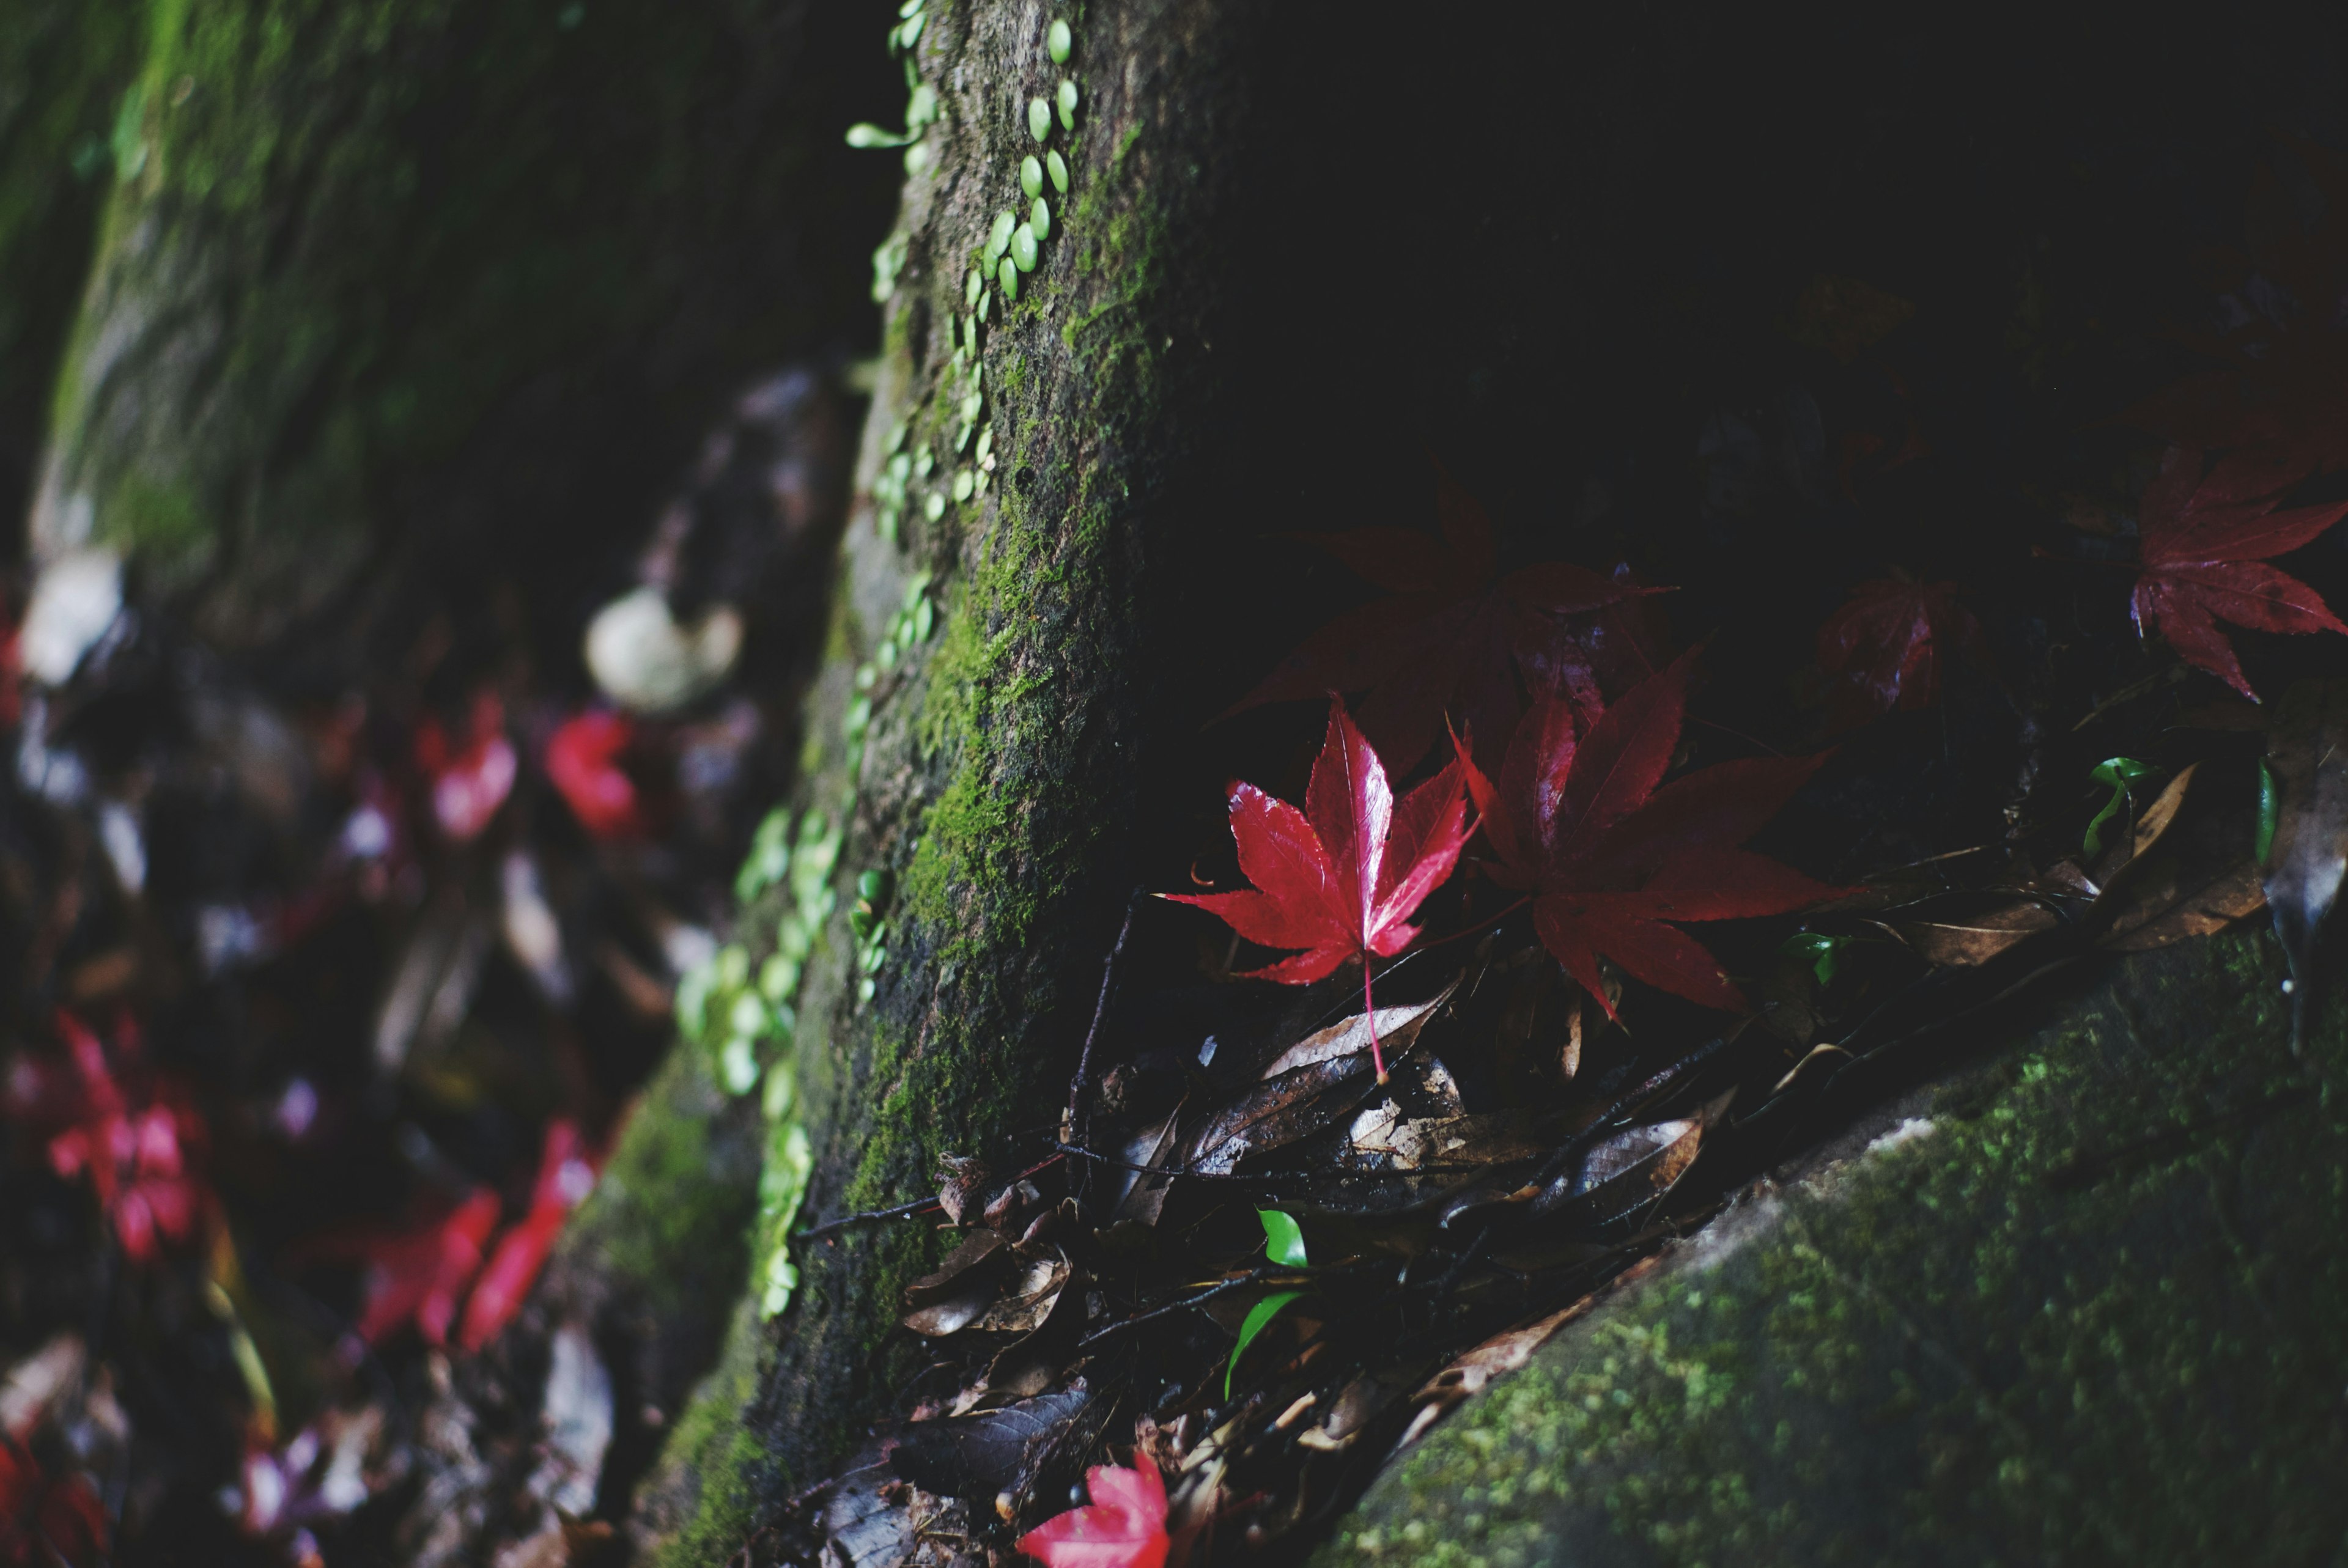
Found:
[1226,1290,1303,1399]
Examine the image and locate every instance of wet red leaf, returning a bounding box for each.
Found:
[298,1188,500,1349]
[1224,476,1666,770]
[415,692,516,842]
[1165,697,1469,1078]
[545,710,645,839]
[457,1118,599,1350]
[2130,447,2348,699]
[1458,652,1839,1014]
[1815,578,1985,730]
[1016,1456,1170,1568]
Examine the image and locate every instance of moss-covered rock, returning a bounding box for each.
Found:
[1323,927,2348,1567]
[31,0,894,642]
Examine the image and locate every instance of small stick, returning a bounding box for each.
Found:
[1055,1141,1293,1185]
[1078,1266,1288,1347]
[796,1195,940,1240]
[1067,891,1142,1149]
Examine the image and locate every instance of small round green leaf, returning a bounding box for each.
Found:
[1047,17,1072,62]
[2258,757,2280,866]
[1021,155,1044,198]
[952,468,974,501]
[1011,223,1038,271]
[1027,97,1052,141]
[1029,196,1051,240]
[924,491,947,521]
[998,256,1019,299]
[1257,1209,1309,1267]
[964,268,982,307]
[986,210,1014,261]
[1047,149,1069,193]
[1056,78,1078,128]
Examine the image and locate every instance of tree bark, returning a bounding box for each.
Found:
[29,0,895,647]
[629,0,1265,1556]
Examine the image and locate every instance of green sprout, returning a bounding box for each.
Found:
[2083,757,2159,860]
[1226,1210,1309,1398]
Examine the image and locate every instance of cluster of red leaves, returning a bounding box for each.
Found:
[301,1119,597,1353]
[1163,698,1468,1078]
[19,1013,210,1265]
[415,692,518,842]
[1459,650,1839,1013]
[1225,477,1665,770]
[0,1438,106,1568]
[544,709,646,840]
[1016,1456,1170,1568]
[2128,447,2348,699]
[1815,578,1985,731]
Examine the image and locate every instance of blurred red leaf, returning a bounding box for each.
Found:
[415,693,515,842]
[2131,447,2348,699]
[545,710,645,839]
[1164,697,1469,1079]
[1459,652,1839,1014]
[37,1013,206,1266]
[457,1118,599,1351]
[0,1439,106,1567]
[1815,578,1985,730]
[298,1188,500,1349]
[1016,1456,1170,1568]
[1224,476,1666,770]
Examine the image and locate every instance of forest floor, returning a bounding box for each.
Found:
[5,124,2348,1568]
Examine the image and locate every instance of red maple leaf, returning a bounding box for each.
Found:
[415,692,516,842]
[458,1118,599,1351]
[545,710,646,839]
[1815,578,1985,731]
[1164,696,1469,1080]
[1224,476,1666,770]
[2124,143,2348,502]
[1458,651,1838,1014]
[2130,447,2348,699]
[37,1013,207,1265]
[1016,1456,1170,1568]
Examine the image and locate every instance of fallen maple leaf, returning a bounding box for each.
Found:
[1815,577,1985,730]
[1165,696,1469,1080]
[1224,476,1664,770]
[1016,1456,1170,1568]
[415,692,516,841]
[545,709,645,839]
[1458,652,1838,1014]
[458,1118,599,1350]
[2130,447,2348,699]
[296,1188,500,1350]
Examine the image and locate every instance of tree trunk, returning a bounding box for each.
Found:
[630,0,1266,1555]
[29,0,895,647]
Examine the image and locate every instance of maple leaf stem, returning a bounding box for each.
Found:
[1364,960,1387,1084]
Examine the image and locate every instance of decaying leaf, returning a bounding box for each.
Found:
[1894,899,2059,966]
[1183,982,1460,1177]
[1534,1089,1733,1227]
[887,1387,1093,1501]
[2261,679,2348,1037]
[904,1231,1015,1338]
[971,1253,1074,1337]
[2089,762,2267,956]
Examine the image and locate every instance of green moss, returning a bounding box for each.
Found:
[643,1292,772,1568]
[574,1046,756,1323]
[1323,929,2348,1566]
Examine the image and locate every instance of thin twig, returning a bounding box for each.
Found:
[1079,1265,1303,1347]
[1068,891,1143,1154]
[796,1195,940,1240]
[1055,1141,1293,1185]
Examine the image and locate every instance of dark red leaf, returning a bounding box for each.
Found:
[1461,658,1838,1015]
[1815,578,1985,730]
[37,1013,207,1266]
[1165,698,1469,1075]
[2130,448,2348,699]
[1225,478,1665,770]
